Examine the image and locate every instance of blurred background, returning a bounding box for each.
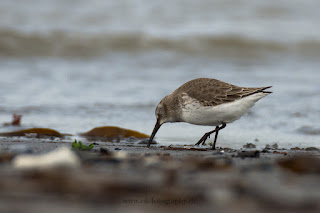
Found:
[0,0,319,148]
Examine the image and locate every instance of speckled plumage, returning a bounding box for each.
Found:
[148,78,272,149]
[172,78,271,107]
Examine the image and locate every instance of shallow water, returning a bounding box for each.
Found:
[0,0,319,148]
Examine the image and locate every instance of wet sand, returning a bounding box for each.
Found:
[0,137,320,213]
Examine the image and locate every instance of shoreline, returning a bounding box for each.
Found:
[0,137,320,212]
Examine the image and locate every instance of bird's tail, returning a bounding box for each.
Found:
[260,86,272,94]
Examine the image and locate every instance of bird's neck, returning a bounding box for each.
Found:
[165,95,182,122]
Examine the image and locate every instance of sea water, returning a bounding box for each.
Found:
[0,0,319,148]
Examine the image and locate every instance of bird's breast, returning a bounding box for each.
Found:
[180,92,268,126]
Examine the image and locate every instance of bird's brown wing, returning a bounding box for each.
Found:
[173,78,272,106]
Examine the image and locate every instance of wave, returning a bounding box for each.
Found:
[1,29,320,58]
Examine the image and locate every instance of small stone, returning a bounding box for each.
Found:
[125,136,139,142]
[290,147,302,151]
[243,143,256,149]
[264,143,278,150]
[273,151,287,155]
[222,147,234,152]
[305,147,319,152]
[264,144,271,150]
[114,148,121,150]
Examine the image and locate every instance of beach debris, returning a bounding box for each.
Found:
[125,136,140,142]
[13,147,81,169]
[290,147,302,151]
[273,151,287,155]
[278,156,320,174]
[297,126,320,135]
[0,128,68,138]
[72,140,94,151]
[264,143,279,150]
[243,143,256,149]
[187,147,208,151]
[305,147,319,152]
[222,147,236,152]
[264,144,271,149]
[290,147,319,152]
[237,150,260,158]
[3,113,22,126]
[80,126,150,141]
[162,146,208,151]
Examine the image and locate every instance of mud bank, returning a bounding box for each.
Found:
[0,138,320,213]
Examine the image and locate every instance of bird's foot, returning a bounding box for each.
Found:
[195,131,214,146]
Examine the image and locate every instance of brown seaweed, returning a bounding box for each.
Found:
[80,126,150,141]
[0,128,68,138]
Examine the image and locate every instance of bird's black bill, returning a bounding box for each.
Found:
[147,120,161,147]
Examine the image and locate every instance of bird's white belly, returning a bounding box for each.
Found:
[181,93,268,126]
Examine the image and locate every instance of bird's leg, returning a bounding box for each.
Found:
[194,122,227,148]
[211,122,226,150]
[194,129,217,146]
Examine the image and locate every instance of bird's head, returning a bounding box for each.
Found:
[155,101,167,125]
[147,96,177,147]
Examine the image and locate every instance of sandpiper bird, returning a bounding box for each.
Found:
[147,78,272,150]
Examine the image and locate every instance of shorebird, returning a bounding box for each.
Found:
[147,78,272,150]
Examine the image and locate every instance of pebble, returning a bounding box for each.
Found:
[243,143,256,149]
[305,147,319,152]
[13,147,80,169]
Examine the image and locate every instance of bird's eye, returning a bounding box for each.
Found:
[156,106,162,118]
